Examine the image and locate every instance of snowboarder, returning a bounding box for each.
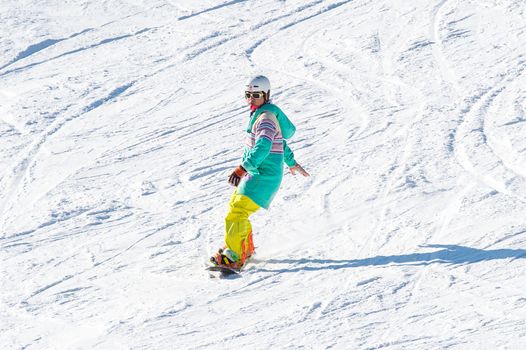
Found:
[211,75,310,271]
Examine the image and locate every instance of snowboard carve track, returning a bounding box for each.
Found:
[0,83,134,233]
[430,0,462,94]
[429,0,526,202]
[454,67,526,202]
[0,28,93,72]
[483,68,526,180]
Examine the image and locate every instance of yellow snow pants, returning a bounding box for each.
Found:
[224,190,260,262]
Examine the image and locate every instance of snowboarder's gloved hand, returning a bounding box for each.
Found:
[289,163,310,177]
[228,166,247,187]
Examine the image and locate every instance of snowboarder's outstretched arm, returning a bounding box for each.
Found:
[284,140,309,177]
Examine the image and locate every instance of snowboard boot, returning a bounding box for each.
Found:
[210,248,243,270]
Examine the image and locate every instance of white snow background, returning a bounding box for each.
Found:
[1,0,526,349]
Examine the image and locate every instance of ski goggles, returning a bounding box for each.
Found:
[245,91,265,99]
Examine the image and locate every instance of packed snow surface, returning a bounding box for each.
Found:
[1,0,526,349]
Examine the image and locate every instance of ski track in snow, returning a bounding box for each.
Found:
[1,1,526,349]
[0,82,135,233]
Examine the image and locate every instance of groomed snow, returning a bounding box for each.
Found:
[1,0,526,349]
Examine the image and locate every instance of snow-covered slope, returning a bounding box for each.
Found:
[1,0,526,348]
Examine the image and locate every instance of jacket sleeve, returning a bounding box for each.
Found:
[241,117,278,174]
[283,140,297,167]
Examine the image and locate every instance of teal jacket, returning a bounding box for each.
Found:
[237,103,297,209]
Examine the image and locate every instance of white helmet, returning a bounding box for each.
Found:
[245,75,271,97]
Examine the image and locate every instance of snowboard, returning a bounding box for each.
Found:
[206,255,252,278]
[206,264,241,278]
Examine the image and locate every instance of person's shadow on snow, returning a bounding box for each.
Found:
[259,244,526,273]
